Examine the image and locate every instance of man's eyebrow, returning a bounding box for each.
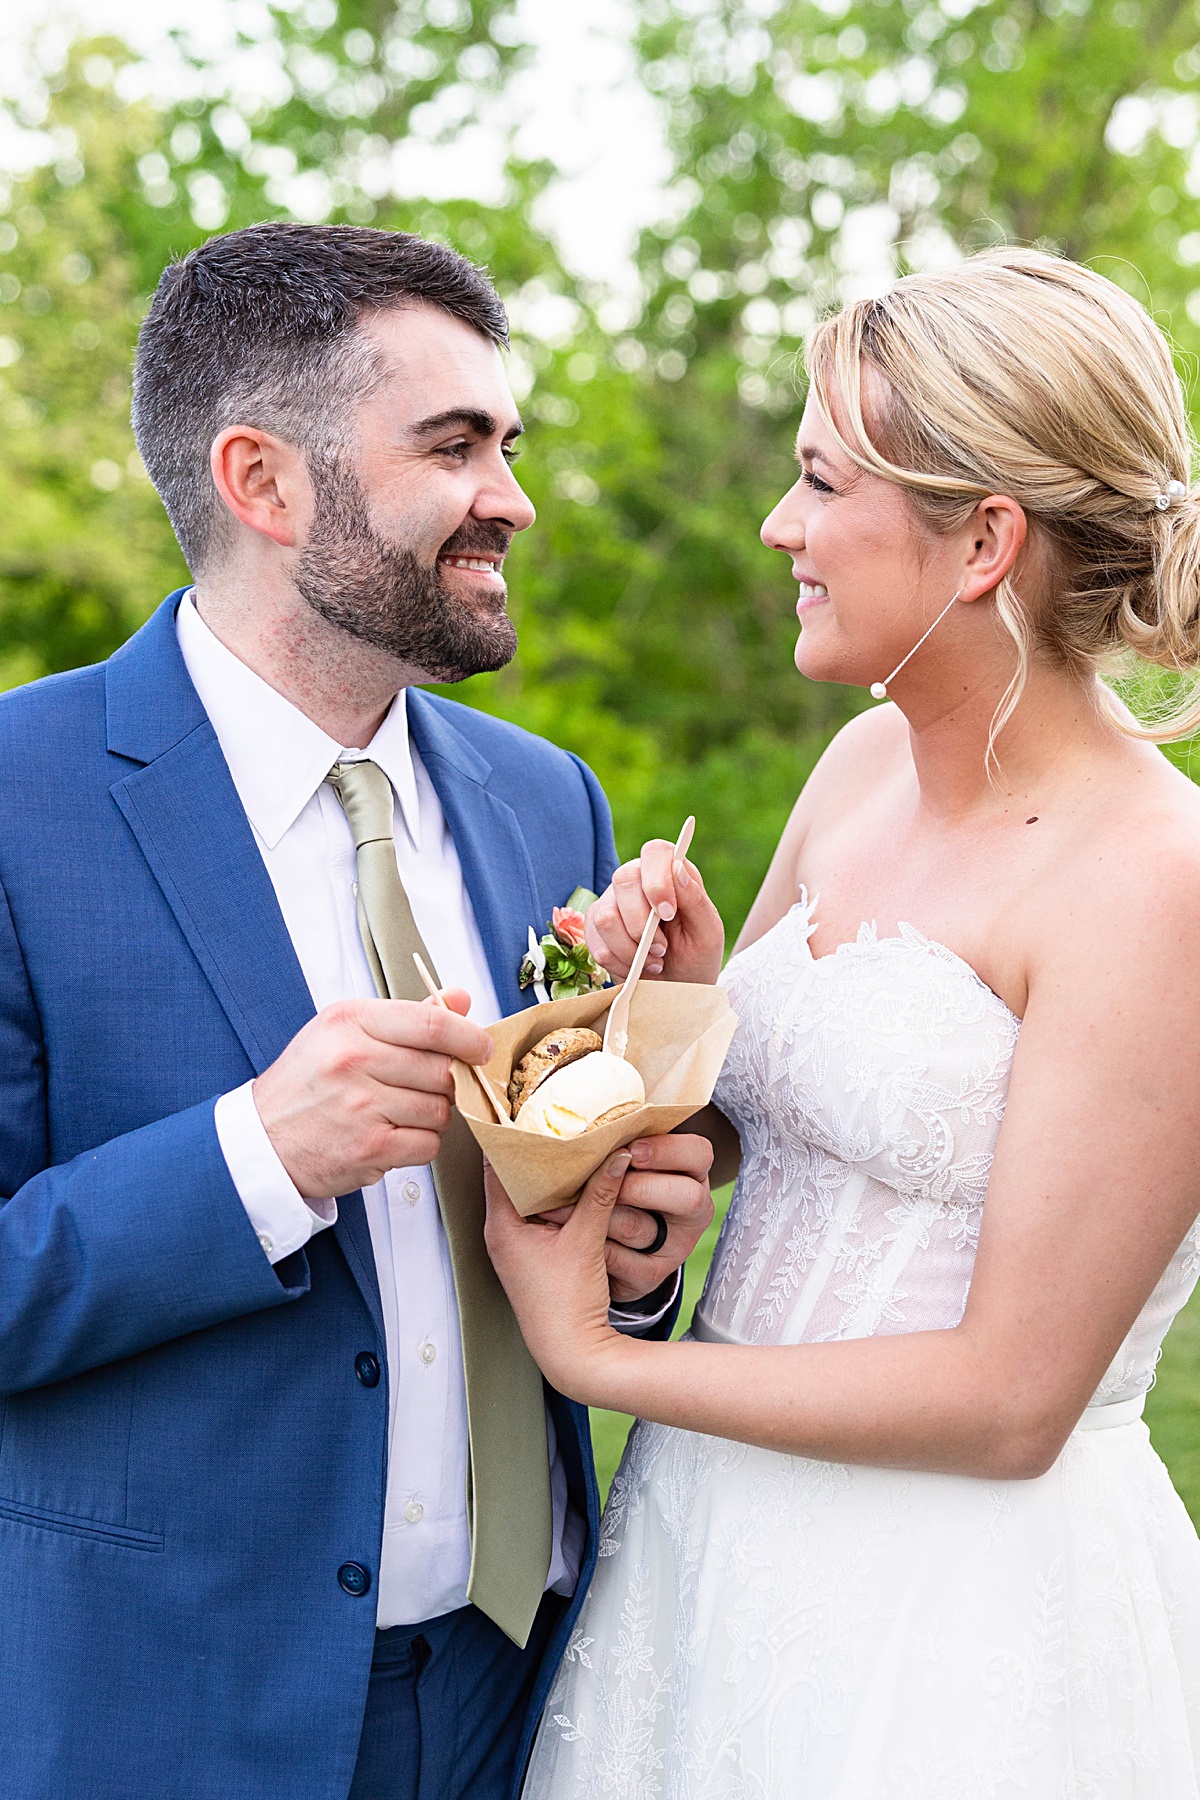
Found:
[409,408,525,441]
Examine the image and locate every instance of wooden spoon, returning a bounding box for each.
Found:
[602,815,696,1060]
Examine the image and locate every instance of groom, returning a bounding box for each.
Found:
[0,222,714,1799]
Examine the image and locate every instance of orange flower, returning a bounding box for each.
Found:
[552,906,587,947]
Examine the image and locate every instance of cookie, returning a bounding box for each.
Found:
[588,1100,642,1130]
[508,1027,605,1115]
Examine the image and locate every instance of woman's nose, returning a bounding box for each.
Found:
[761,483,804,551]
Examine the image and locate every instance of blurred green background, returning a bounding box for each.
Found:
[3,0,1200,1504]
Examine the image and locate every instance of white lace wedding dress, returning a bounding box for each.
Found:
[524,896,1200,1799]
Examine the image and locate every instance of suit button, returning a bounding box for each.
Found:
[338,1562,371,1597]
[355,1352,381,1388]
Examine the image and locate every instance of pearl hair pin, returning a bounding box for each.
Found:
[1155,480,1188,512]
[870,591,961,701]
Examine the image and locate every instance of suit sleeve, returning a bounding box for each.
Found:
[568,753,620,895]
[610,1269,684,1335]
[0,878,308,1396]
[642,1280,684,1341]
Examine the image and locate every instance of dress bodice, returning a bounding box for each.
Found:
[705,895,1200,1408]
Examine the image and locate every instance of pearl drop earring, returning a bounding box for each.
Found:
[870,591,961,700]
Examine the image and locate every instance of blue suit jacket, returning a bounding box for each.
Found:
[0,593,650,1799]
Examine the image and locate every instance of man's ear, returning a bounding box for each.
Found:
[957,495,1027,605]
[210,425,310,550]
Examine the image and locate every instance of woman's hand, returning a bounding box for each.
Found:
[484,1152,646,1407]
[585,842,725,984]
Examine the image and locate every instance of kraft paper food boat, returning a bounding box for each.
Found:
[451,980,738,1217]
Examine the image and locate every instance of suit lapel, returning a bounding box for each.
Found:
[105,595,382,1335]
[111,726,313,1074]
[407,689,542,1022]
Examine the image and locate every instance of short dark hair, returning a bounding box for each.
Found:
[131,221,509,573]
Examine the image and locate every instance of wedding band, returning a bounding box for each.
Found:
[635,1210,669,1257]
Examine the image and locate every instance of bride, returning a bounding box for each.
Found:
[488,248,1200,1796]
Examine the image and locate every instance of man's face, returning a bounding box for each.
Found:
[293,302,536,684]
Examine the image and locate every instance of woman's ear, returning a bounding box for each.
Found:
[210,425,310,550]
[956,495,1027,604]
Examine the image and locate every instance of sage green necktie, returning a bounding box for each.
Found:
[327,758,552,1648]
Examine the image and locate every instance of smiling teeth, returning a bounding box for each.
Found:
[798,582,828,598]
[445,557,498,571]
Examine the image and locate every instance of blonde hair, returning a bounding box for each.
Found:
[806,248,1200,743]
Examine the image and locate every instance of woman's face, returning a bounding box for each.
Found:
[761,383,958,694]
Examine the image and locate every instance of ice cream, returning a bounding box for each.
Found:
[513,1051,645,1139]
[509,1028,646,1139]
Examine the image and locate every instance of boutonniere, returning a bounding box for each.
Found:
[519,887,613,1003]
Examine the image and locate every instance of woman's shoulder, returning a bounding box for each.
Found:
[1105,757,1200,911]
[1078,731,1200,877]
[791,703,910,827]
[818,699,910,776]
[1036,743,1200,990]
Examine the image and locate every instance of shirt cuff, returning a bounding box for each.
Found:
[608,1267,682,1336]
[214,1081,337,1264]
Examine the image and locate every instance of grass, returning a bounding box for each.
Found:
[592,1184,1200,1521]
[1147,1285,1200,1526]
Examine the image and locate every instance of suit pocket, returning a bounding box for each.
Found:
[0,1359,135,1526]
[0,1494,163,1551]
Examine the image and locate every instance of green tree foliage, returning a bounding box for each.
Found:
[0,49,185,684]
[636,0,1200,296]
[3,0,1200,928]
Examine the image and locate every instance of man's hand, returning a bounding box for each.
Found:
[539,1132,715,1307]
[252,988,493,1200]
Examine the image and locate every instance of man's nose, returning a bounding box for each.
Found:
[479,459,536,534]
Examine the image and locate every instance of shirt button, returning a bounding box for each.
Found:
[256,1231,274,1257]
[403,1181,421,1205]
[404,1501,424,1524]
[338,1562,371,1597]
[354,1352,381,1388]
[419,1341,437,1365]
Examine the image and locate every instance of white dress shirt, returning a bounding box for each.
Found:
[176,594,592,1627]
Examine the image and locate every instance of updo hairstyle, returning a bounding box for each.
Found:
[806,248,1200,741]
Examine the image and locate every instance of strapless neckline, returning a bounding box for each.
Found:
[793,893,1023,1026]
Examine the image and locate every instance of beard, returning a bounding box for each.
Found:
[292,451,519,682]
